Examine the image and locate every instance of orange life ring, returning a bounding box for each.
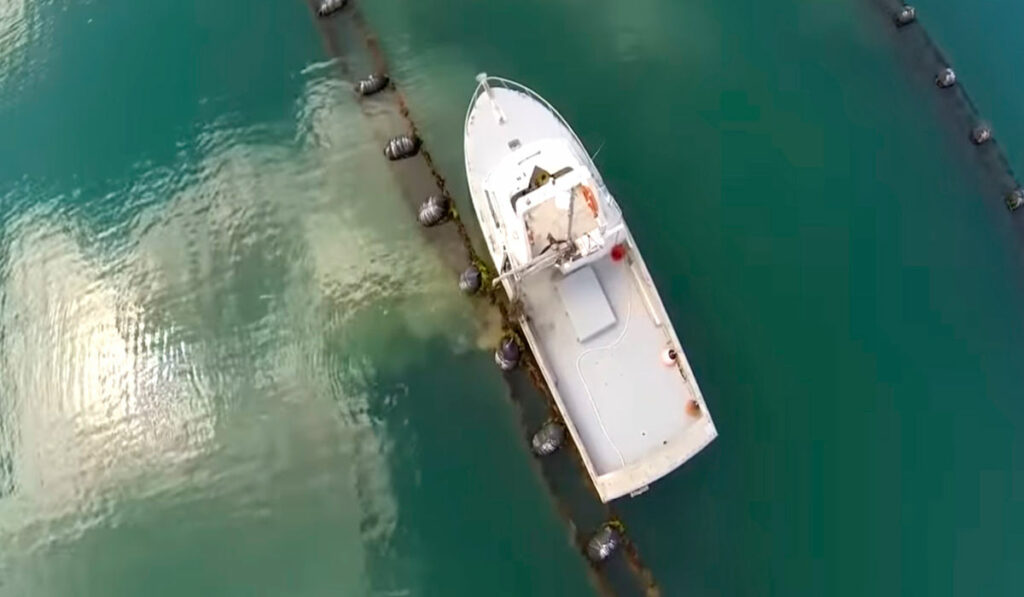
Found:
[581,186,598,216]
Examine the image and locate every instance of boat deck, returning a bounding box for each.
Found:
[520,249,709,478]
[465,76,716,501]
[524,187,599,256]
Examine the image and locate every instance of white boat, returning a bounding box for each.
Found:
[463,74,718,502]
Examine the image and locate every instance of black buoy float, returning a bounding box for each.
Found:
[384,134,421,160]
[586,523,623,563]
[317,0,348,17]
[458,265,483,294]
[531,421,566,456]
[1006,189,1024,212]
[417,194,450,227]
[970,125,992,145]
[935,68,957,88]
[494,337,521,371]
[356,73,389,97]
[893,5,916,27]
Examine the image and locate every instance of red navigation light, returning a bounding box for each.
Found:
[610,243,626,262]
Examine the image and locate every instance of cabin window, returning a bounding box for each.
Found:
[485,190,501,228]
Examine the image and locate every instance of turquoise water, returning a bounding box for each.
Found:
[364,0,1024,594]
[0,1,591,595]
[916,0,1024,171]
[2,0,1024,596]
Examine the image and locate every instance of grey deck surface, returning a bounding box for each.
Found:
[555,266,617,342]
[522,254,701,475]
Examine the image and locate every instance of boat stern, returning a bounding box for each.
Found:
[594,417,718,502]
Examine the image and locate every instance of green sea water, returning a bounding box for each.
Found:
[2,1,1023,596]
[0,1,590,595]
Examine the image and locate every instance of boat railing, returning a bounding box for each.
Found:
[491,243,569,289]
[492,220,627,291]
[465,73,609,192]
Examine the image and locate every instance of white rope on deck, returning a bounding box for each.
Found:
[574,290,633,468]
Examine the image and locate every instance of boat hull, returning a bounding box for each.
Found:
[464,76,717,502]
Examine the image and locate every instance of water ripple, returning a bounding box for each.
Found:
[0,0,50,106]
[0,98,470,566]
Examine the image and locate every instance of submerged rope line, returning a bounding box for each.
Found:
[877,0,1023,209]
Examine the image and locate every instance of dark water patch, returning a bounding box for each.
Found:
[337,332,590,596]
[864,1,1022,217]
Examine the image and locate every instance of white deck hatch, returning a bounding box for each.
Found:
[556,266,617,342]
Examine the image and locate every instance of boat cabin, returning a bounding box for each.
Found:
[483,139,612,275]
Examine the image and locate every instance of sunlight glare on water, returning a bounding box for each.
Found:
[0,64,474,593]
